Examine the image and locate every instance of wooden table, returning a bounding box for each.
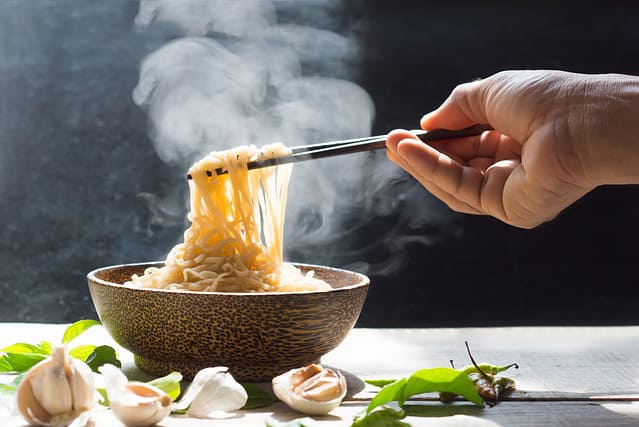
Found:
[2,324,639,426]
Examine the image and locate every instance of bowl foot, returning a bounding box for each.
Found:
[134,354,321,382]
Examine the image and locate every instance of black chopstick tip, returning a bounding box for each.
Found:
[186,170,213,179]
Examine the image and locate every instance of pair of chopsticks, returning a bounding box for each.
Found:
[187,124,491,178]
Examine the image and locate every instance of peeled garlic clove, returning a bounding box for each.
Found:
[16,345,96,427]
[272,364,347,415]
[173,366,247,418]
[99,364,172,427]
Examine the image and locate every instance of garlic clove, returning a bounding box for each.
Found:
[16,376,52,425]
[16,345,96,427]
[173,366,247,418]
[99,364,172,427]
[68,352,98,414]
[272,364,347,415]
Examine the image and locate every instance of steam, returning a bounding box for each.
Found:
[133,0,452,276]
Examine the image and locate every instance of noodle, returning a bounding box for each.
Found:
[126,143,331,292]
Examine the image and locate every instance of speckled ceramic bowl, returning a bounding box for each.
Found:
[87,262,369,382]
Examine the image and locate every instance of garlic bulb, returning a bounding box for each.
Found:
[99,364,172,427]
[173,366,247,418]
[272,364,347,415]
[16,345,96,426]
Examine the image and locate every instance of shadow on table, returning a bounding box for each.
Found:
[324,365,366,399]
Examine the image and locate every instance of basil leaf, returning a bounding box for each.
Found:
[366,378,407,414]
[0,383,17,396]
[148,371,183,401]
[242,383,274,409]
[0,356,11,371]
[265,418,315,427]
[62,319,101,344]
[352,407,409,427]
[38,341,54,355]
[11,372,26,387]
[84,345,120,372]
[365,379,397,388]
[0,352,47,373]
[69,345,97,360]
[400,368,483,407]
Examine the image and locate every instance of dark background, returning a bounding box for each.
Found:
[1,0,638,326]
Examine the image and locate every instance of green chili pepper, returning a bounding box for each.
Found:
[461,362,519,375]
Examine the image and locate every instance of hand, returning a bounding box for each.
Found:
[386,70,639,228]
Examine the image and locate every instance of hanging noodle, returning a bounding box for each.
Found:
[125,143,331,292]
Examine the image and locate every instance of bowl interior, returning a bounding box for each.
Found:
[90,261,367,292]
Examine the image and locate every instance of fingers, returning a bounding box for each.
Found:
[420,79,489,130]
[394,138,485,208]
[386,129,521,221]
[428,130,521,164]
[386,147,482,215]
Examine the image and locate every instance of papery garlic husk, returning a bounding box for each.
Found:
[16,345,96,427]
[272,364,347,415]
[99,364,172,427]
[172,366,247,418]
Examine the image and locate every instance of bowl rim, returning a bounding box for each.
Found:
[87,261,370,296]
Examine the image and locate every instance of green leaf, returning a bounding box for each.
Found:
[0,352,47,373]
[148,371,183,401]
[351,407,409,427]
[62,319,101,344]
[69,344,98,361]
[1,342,51,355]
[1,372,28,397]
[366,378,407,414]
[265,418,315,427]
[0,356,11,371]
[11,373,27,387]
[0,383,17,396]
[366,368,484,416]
[38,341,54,355]
[242,383,274,409]
[400,368,483,407]
[84,345,120,372]
[365,379,398,388]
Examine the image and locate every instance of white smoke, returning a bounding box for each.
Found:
[132,0,448,274]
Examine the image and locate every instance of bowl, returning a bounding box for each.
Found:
[87,262,369,382]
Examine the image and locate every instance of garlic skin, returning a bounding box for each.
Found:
[16,345,96,427]
[173,366,247,418]
[99,364,172,427]
[272,364,347,415]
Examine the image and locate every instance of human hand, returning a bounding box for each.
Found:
[386,70,639,228]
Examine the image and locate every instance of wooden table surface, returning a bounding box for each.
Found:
[2,324,639,426]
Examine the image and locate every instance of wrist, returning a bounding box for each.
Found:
[581,73,639,186]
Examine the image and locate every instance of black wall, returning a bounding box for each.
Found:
[1,1,638,326]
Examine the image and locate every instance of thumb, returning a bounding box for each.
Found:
[420,79,490,130]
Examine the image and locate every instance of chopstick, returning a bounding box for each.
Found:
[187,124,491,178]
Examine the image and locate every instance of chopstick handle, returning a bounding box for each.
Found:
[414,124,493,143]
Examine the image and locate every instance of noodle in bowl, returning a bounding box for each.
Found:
[88,142,369,380]
[126,143,331,293]
[87,261,369,381]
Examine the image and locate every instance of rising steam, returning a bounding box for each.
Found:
[133,0,451,276]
